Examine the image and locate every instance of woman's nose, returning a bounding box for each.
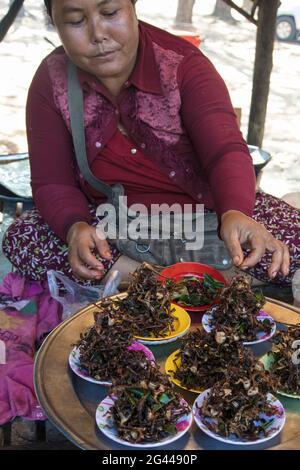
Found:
[89,17,108,44]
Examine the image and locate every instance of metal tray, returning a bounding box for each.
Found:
[34,295,300,450]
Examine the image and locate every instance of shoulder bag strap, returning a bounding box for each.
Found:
[67,60,124,205]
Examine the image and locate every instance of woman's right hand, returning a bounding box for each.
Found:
[66,222,112,281]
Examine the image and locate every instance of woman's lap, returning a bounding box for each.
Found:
[2,191,299,286]
[249,190,299,285]
[2,206,120,286]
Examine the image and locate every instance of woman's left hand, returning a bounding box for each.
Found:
[220,210,290,279]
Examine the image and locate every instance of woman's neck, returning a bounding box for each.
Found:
[96,51,137,97]
[99,76,126,97]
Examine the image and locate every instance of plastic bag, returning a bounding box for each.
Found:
[47,270,122,320]
[292,269,300,308]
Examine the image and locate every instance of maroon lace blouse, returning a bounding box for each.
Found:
[26,21,255,241]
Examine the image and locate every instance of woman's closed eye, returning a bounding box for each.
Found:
[102,9,120,18]
[65,17,84,26]
[65,9,120,26]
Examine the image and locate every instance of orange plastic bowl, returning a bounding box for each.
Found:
[171,30,201,48]
[158,262,227,312]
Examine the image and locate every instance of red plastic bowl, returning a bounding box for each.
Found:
[171,30,202,48]
[158,262,227,312]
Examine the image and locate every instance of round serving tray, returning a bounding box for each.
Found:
[34,295,300,450]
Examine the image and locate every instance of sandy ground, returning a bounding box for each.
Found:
[0,0,299,199]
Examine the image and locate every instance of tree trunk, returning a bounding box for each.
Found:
[247,0,280,147]
[0,0,25,42]
[242,0,253,13]
[213,0,236,22]
[175,0,196,26]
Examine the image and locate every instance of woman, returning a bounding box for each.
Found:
[2,0,299,285]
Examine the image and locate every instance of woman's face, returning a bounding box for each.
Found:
[51,0,139,84]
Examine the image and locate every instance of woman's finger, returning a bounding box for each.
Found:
[69,245,104,280]
[223,234,244,266]
[266,240,288,279]
[76,264,104,280]
[67,224,109,280]
[93,230,112,260]
[77,244,105,271]
[239,234,265,269]
[281,243,291,276]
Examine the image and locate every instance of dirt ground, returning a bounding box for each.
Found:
[0,0,299,199]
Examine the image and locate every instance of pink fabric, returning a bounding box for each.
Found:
[48,52,112,138]
[0,273,62,424]
[135,43,184,145]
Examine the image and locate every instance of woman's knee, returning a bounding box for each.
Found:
[2,209,66,280]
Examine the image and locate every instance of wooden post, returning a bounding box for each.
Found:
[247,0,280,147]
[174,0,196,27]
[0,426,4,447]
[10,418,38,446]
[234,107,242,128]
[45,420,68,443]
[242,0,253,12]
[213,0,236,22]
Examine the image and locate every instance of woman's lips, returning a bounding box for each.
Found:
[91,50,119,59]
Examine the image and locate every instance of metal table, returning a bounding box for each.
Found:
[34,296,300,450]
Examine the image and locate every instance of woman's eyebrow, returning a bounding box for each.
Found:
[62,0,113,14]
[62,5,83,14]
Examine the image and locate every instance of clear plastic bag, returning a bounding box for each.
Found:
[47,270,121,320]
[292,269,300,308]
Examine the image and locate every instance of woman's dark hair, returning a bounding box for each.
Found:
[44,0,137,18]
[44,0,52,18]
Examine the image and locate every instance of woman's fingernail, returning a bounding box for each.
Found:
[271,271,277,278]
[233,256,240,265]
[94,273,103,279]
